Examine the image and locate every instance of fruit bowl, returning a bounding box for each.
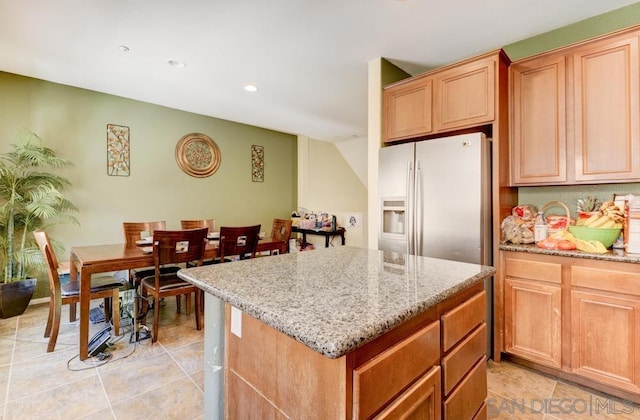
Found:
[568,226,621,249]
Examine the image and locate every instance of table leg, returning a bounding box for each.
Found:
[341,232,345,245]
[325,235,330,248]
[72,256,91,361]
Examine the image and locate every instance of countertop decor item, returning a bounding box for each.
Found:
[175,133,221,178]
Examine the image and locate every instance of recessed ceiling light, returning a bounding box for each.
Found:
[244,85,258,92]
[167,59,186,68]
[119,45,130,52]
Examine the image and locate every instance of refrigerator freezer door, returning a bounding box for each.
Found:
[415,133,490,264]
[378,142,414,254]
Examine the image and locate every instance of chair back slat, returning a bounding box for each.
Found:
[152,228,209,266]
[181,219,215,231]
[123,221,167,245]
[219,225,261,261]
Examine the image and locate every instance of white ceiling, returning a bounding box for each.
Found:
[1,1,637,142]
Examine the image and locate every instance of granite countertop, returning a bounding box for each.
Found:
[178,246,494,359]
[500,243,640,264]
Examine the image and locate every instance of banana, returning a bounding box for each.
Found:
[600,200,615,211]
[614,222,623,229]
[599,219,616,229]
[588,215,610,228]
[576,218,585,226]
[582,213,602,227]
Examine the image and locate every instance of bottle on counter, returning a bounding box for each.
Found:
[534,211,548,242]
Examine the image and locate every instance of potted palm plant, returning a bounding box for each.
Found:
[0,129,78,318]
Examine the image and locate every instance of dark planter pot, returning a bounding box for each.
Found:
[0,278,36,319]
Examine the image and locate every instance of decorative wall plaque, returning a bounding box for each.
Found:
[251,145,264,182]
[107,124,130,176]
[175,133,221,178]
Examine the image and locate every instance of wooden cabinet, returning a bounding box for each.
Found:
[440,290,487,419]
[510,54,567,184]
[570,265,640,394]
[510,27,640,185]
[573,33,640,182]
[384,76,433,141]
[503,254,563,368]
[383,50,506,143]
[374,366,441,419]
[498,250,640,401]
[226,282,488,419]
[434,55,495,132]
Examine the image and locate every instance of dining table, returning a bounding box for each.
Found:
[69,236,284,360]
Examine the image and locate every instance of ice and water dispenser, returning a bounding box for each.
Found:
[381,198,406,237]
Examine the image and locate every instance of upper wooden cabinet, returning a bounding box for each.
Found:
[434,55,495,131]
[383,50,507,143]
[384,76,433,141]
[510,27,640,185]
[511,54,567,184]
[573,34,640,182]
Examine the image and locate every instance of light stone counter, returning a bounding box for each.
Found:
[178,246,495,359]
[500,243,640,264]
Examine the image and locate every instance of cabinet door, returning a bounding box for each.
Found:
[573,34,640,182]
[384,77,433,142]
[434,56,495,131]
[511,55,567,184]
[504,278,562,368]
[374,366,441,420]
[571,290,640,393]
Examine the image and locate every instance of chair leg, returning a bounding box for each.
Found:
[176,295,181,312]
[185,293,192,316]
[44,297,54,338]
[103,297,112,323]
[111,290,120,335]
[47,296,63,352]
[69,302,77,322]
[152,293,160,343]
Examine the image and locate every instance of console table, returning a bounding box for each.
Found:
[292,226,346,248]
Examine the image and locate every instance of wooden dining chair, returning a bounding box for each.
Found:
[33,230,124,352]
[180,219,215,231]
[217,225,261,262]
[138,228,208,342]
[270,218,293,254]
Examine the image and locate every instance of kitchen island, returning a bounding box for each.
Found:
[179,246,495,419]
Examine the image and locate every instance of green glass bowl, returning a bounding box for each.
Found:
[568,226,622,249]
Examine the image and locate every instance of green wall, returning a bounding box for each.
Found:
[0,72,297,297]
[503,3,640,215]
[504,2,640,61]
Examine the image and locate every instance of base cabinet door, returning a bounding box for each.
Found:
[571,290,640,393]
[374,366,441,420]
[504,278,562,368]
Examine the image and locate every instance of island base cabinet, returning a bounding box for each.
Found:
[374,366,441,419]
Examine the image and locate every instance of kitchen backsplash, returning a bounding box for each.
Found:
[518,183,640,217]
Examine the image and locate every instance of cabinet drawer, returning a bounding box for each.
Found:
[571,265,640,296]
[442,323,487,395]
[505,257,562,283]
[354,321,440,419]
[474,402,487,420]
[441,291,485,351]
[444,358,487,420]
[374,366,441,419]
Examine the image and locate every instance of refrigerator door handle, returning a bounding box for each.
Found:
[415,160,423,256]
[406,160,414,255]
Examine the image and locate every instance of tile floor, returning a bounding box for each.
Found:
[1,299,639,420]
[487,360,640,419]
[0,298,204,419]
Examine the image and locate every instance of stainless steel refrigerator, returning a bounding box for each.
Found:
[378,132,493,354]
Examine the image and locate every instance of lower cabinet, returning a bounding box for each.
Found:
[226,283,488,419]
[500,251,640,400]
